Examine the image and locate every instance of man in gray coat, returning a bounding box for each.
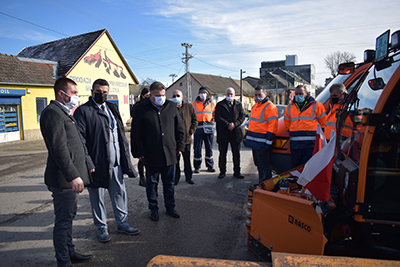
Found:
[74,79,139,243]
[40,77,92,267]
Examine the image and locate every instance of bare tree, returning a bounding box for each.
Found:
[140,78,157,86]
[324,51,357,78]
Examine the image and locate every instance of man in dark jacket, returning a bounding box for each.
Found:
[131,82,185,221]
[131,88,150,187]
[215,87,246,179]
[74,79,139,243]
[171,89,198,185]
[40,77,92,267]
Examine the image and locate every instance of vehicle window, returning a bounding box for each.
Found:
[340,56,400,162]
[316,74,351,104]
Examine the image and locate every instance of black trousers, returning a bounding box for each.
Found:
[218,139,241,175]
[252,148,272,183]
[49,187,77,267]
[175,144,193,183]
[146,165,175,211]
[138,159,145,177]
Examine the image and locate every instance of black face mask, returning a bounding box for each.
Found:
[94,92,107,104]
[331,97,339,104]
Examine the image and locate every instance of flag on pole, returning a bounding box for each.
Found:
[297,128,336,201]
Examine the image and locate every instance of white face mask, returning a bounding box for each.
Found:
[226,96,234,102]
[199,93,207,100]
[62,91,79,109]
[154,96,166,106]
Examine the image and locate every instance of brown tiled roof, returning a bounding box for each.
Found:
[190,72,254,96]
[17,29,105,78]
[0,54,56,85]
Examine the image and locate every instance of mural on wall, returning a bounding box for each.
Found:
[84,49,126,79]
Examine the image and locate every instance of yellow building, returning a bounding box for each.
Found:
[0,29,138,143]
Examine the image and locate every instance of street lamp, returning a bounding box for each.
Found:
[240,69,246,103]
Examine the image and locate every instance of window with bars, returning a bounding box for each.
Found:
[36,97,47,123]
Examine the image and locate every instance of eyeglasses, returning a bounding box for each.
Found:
[172,94,181,98]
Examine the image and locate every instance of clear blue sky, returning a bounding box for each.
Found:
[1,0,399,87]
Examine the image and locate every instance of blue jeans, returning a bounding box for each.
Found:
[146,165,175,211]
[48,187,77,267]
[193,133,214,169]
[87,165,128,230]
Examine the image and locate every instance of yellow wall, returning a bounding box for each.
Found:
[68,33,137,125]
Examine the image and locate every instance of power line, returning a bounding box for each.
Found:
[0,11,68,37]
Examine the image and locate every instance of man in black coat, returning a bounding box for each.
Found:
[40,77,92,267]
[74,79,139,243]
[131,82,185,221]
[215,87,246,179]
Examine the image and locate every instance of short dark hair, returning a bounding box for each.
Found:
[255,85,265,92]
[92,78,109,88]
[295,85,307,92]
[149,81,165,92]
[54,77,76,94]
[141,87,149,97]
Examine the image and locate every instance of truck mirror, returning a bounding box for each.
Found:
[338,62,355,74]
[368,78,385,90]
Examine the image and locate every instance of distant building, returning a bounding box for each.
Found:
[166,72,255,111]
[260,54,316,97]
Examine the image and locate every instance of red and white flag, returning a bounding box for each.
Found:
[297,127,335,201]
[313,123,327,155]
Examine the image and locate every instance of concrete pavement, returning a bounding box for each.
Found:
[0,137,261,266]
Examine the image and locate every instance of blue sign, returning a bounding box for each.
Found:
[0,88,26,96]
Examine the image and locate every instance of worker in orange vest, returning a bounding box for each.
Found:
[192,87,216,173]
[284,85,327,168]
[325,83,351,141]
[245,86,278,183]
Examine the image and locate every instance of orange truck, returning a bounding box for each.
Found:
[247,29,400,261]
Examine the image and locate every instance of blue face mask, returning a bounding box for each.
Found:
[255,97,263,103]
[295,95,305,103]
[170,97,181,104]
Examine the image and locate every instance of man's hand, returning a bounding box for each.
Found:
[176,150,182,156]
[70,177,84,193]
[139,156,144,161]
[228,122,236,131]
[90,169,95,173]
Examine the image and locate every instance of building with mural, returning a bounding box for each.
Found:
[0,29,138,143]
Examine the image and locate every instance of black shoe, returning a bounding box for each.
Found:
[139,176,146,187]
[218,173,226,179]
[167,209,180,218]
[150,210,159,221]
[70,252,93,263]
[186,179,194,184]
[194,169,200,173]
[234,173,244,179]
[207,167,216,172]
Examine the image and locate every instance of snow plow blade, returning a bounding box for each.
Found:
[146,255,269,266]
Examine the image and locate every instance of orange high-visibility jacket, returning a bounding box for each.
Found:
[325,102,353,140]
[192,97,215,134]
[245,100,278,150]
[284,96,327,149]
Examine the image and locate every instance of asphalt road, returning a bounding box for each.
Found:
[0,136,261,266]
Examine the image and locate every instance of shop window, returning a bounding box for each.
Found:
[36,97,47,123]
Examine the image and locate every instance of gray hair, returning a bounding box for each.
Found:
[225,87,235,94]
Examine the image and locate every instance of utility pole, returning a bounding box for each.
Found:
[240,69,246,103]
[169,74,177,83]
[181,43,193,102]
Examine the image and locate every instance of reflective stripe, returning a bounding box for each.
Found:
[246,135,273,145]
[291,136,316,141]
[266,140,273,145]
[326,121,336,127]
[205,156,213,160]
[250,115,278,123]
[246,210,252,215]
[247,202,253,207]
[246,219,251,224]
[289,116,316,121]
[194,157,201,161]
[316,112,326,119]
